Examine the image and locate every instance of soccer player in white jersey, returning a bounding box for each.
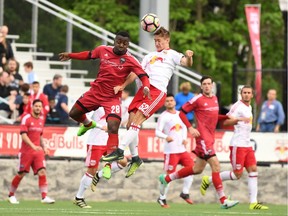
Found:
[101,27,194,178]
[200,85,269,210]
[156,94,194,208]
[74,107,127,208]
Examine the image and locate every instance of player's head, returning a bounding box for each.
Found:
[165,93,176,110]
[113,31,130,55]
[153,27,170,51]
[32,99,43,116]
[200,75,213,96]
[240,85,253,103]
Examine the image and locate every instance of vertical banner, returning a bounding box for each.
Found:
[245,5,262,104]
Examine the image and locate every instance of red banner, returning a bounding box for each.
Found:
[245,5,262,104]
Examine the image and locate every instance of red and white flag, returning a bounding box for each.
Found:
[245,4,262,104]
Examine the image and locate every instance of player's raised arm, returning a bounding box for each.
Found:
[180,50,194,67]
[114,72,137,94]
[59,51,91,61]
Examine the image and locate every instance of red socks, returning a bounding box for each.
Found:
[9,175,23,196]
[39,175,48,199]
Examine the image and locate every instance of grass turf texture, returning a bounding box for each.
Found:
[0,201,287,216]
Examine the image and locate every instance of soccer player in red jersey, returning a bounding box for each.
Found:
[59,31,150,155]
[158,76,239,209]
[8,99,55,204]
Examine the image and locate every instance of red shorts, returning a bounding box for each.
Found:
[85,144,117,168]
[193,139,216,160]
[128,85,166,118]
[163,152,194,174]
[77,87,122,119]
[18,151,46,175]
[229,146,256,173]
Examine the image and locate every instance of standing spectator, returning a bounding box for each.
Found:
[7,58,23,90]
[23,61,37,86]
[175,82,195,125]
[158,76,239,209]
[43,74,63,99]
[46,97,60,124]
[0,71,16,122]
[7,99,55,204]
[0,25,14,65]
[55,84,76,125]
[201,85,268,210]
[256,89,285,132]
[155,94,194,208]
[0,32,7,70]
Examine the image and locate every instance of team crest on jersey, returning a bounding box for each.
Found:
[150,56,164,64]
[120,58,126,64]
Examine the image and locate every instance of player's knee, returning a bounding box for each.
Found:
[234,172,242,179]
[37,168,46,176]
[87,167,97,176]
[118,157,128,167]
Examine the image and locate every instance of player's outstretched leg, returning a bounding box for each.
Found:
[74,197,91,208]
[125,156,143,178]
[249,203,269,210]
[102,164,112,180]
[101,148,124,162]
[77,121,97,136]
[200,175,210,196]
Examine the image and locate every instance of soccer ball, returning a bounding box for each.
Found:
[141,13,160,33]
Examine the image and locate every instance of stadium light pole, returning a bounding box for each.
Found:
[279,0,288,131]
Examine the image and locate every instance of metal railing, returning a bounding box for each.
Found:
[24,0,201,86]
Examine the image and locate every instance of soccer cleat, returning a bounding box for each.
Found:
[101,148,124,162]
[77,121,96,136]
[200,175,210,196]
[8,196,19,204]
[41,196,55,204]
[159,174,168,186]
[221,198,239,209]
[125,158,143,178]
[102,164,112,180]
[91,172,100,192]
[249,202,269,210]
[157,198,170,208]
[74,197,92,208]
[179,192,193,204]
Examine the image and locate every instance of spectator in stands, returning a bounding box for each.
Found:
[46,97,60,124]
[14,83,30,120]
[55,84,76,125]
[0,71,17,123]
[0,32,7,70]
[43,74,63,99]
[0,25,14,61]
[15,92,30,122]
[175,82,195,125]
[7,58,23,90]
[23,61,37,87]
[256,89,285,132]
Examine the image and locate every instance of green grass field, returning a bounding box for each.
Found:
[0,201,287,216]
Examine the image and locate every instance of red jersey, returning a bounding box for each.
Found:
[21,92,49,119]
[182,93,219,145]
[90,45,147,98]
[20,113,44,153]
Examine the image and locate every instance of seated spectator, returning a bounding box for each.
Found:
[15,92,30,122]
[6,58,23,90]
[46,97,60,124]
[14,83,30,118]
[0,71,16,123]
[55,85,76,125]
[0,32,7,70]
[23,61,37,87]
[43,74,63,99]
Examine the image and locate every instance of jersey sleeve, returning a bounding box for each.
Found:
[20,116,29,134]
[172,50,184,65]
[155,113,168,139]
[227,102,239,118]
[90,46,103,59]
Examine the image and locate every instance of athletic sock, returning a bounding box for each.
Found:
[119,123,140,151]
[76,172,93,199]
[182,175,193,194]
[166,165,194,183]
[39,175,48,199]
[9,175,23,197]
[248,172,258,203]
[212,172,226,204]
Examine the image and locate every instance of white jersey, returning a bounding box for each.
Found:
[155,110,187,154]
[141,49,184,92]
[227,100,253,147]
[86,107,108,146]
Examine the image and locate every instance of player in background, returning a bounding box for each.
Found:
[101,27,194,179]
[74,107,128,208]
[158,76,239,209]
[8,99,55,204]
[59,31,150,159]
[200,85,269,210]
[155,94,194,208]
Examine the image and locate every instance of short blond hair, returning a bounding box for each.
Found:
[179,82,191,91]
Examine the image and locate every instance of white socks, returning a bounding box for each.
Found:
[182,175,193,194]
[76,172,93,198]
[248,172,258,203]
[119,124,140,151]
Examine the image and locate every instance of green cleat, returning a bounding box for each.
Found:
[101,148,124,162]
[102,164,112,180]
[200,175,210,196]
[125,158,143,178]
[159,174,168,186]
[249,202,269,210]
[77,121,96,136]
